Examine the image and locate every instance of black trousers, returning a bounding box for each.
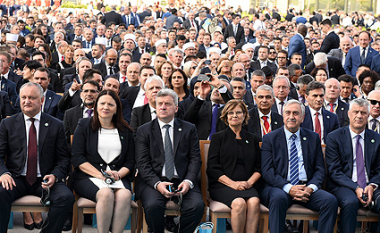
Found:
[140,181,205,233]
[0,176,75,233]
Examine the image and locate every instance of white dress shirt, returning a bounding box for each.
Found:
[133,88,145,109]
[309,107,324,144]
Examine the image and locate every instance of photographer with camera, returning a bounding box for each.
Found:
[71,90,135,233]
[325,97,380,233]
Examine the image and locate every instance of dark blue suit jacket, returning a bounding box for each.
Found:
[82,38,96,49]
[8,71,23,94]
[122,14,139,27]
[344,46,378,77]
[324,100,349,128]
[261,126,325,189]
[300,106,340,142]
[0,5,19,16]
[325,127,380,193]
[288,34,307,69]
[1,78,17,106]
[370,53,380,76]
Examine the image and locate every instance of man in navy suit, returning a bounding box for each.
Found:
[288,24,307,69]
[82,28,96,49]
[0,51,22,93]
[223,13,245,45]
[122,7,138,28]
[324,78,349,127]
[0,82,74,233]
[300,81,340,144]
[325,98,380,233]
[260,99,338,233]
[345,31,378,77]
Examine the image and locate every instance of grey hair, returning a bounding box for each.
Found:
[314,52,328,67]
[273,75,290,88]
[255,84,274,97]
[144,75,165,90]
[297,74,314,86]
[226,36,235,43]
[350,98,370,113]
[172,49,184,56]
[20,82,44,98]
[231,77,246,90]
[252,70,266,79]
[284,99,305,116]
[156,88,179,106]
[375,80,380,90]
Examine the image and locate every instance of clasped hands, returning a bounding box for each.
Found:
[230,181,253,191]
[289,185,314,203]
[157,181,190,198]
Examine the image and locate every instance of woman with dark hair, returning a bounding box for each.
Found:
[38,44,52,68]
[359,69,380,99]
[71,90,135,233]
[310,67,328,84]
[207,99,261,233]
[168,68,189,101]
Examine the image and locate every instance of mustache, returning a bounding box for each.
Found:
[287,119,296,123]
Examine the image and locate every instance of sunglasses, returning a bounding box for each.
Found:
[368,99,380,106]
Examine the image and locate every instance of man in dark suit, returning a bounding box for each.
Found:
[93,48,119,79]
[0,3,19,16]
[300,81,340,144]
[67,25,83,45]
[132,36,152,63]
[247,85,283,141]
[331,11,340,25]
[122,7,139,27]
[82,28,96,49]
[135,89,204,233]
[260,99,338,233]
[63,80,100,144]
[101,5,123,26]
[0,76,17,105]
[0,51,22,93]
[345,31,378,77]
[165,8,182,29]
[250,46,277,73]
[367,90,380,134]
[288,24,307,69]
[183,12,199,31]
[184,76,231,140]
[271,76,292,115]
[0,82,74,233]
[223,13,245,45]
[305,53,345,79]
[314,19,340,54]
[130,76,164,132]
[325,98,380,233]
[324,78,349,127]
[338,74,356,104]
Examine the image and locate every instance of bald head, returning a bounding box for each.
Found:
[298,24,308,37]
[340,36,352,53]
[325,78,341,103]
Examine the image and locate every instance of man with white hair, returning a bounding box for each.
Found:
[305,52,345,79]
[328,36,353,66]
[271,76,292,115]
[168,49,184,69]
[324,78,349,127]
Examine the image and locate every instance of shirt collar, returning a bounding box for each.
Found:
[309,106,322,116]
[157,118,174,129]
[284,126,300,140]
[149,104,156,113]
[349,127,365,140]
[258,109,271,118]
[325,99,338,106]
[369,115,380,122]
[23,111,41,122]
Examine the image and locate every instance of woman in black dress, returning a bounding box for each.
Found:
[207,99,261,233]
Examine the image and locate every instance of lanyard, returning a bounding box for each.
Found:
[260,116,271,135]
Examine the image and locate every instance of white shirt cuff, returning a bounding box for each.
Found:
[308,184,318,192]
[218,85,227,93]
[183,179,194,189]
[68,88,76,97]
[283,183,293,194]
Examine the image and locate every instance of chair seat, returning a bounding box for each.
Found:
[209,200,269,213]
[166,201,180,211]
[76,197,139,209]
[12,195,42,206]
[358,208,379,217]
[287,204,319,215]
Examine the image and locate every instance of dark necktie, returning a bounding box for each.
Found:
[262,116,270,135]
[361,47,366,64]
[279,101,284,115]
[372,119,377,131]
[109,66,114,75]
[87,41,90,48]
[26,118,37,186]
[209,104,219,139]
[343,98,349,103]
[315,112,322,140]
[191,20,195,28]
[141,49,144,54]
[356,135,366,189]
[289,134,299,185]
[86,109,93,118]
[163,124,174,180]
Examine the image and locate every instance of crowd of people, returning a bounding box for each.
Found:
[1,1,380,233]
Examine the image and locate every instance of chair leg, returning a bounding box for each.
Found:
[142,210,148,233]
[137,200,143,233]
[262,214,269,233]
[77,208,84,233]
[210,212,218,233]
[131,207,136,233]
[302,220,309,233]
[71,202,78,233]
[202,206,207,222]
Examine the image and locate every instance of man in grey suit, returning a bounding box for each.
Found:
[328,36,352,66]
[165,8,182,29]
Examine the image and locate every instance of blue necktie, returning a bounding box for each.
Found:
[87,41,90,48]
[209,104,219,139]
[289,134,299,185]
[356,135,366,189]
[163,124,174,180]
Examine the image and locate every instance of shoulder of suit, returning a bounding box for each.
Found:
[66,104,82,114]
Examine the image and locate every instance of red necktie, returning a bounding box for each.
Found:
[26,118,37,186]
[122,76,126,82]
[262,116,270,135]
[329,103,334,113]
[315,112,322,140]
[191,20,195,28]
[61,55,64,61]
[141,49,144,54]
[144,93,148,104]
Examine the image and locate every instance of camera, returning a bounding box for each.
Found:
[101,170,115,185]
[40,180,51,206]
[204,60,211,65]
[362,193,375,210]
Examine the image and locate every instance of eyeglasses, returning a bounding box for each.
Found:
[368,99,380,106]
[277,57,287,59]
[227,111,243,116]
[269,52,277,54]
[82,89,98,93]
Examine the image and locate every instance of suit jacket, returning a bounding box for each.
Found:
[51,51,59,69]
[132,46,152,63]
[139,10,152,23]
[48,68,62,93]
[344,46,378,77]
[135,118,201,199]
[165,15,182,29]
[325,127,380,193]
[58,89,82,112]
[101,10,123,26]
[61,74,80,89]
[71,117,134,180]
[0,112,70,182]
[122,14,138,27]
[331,14,340,25]
[63,104,84,145]
[207,127,261,188]
[0,5,19,16]
[246,107,283,141]
[7,71,22,93]
[11,57,25,71]
[261,126,325,189]
[288,33,307,69]
[328,48,344,64]
[314,32,340,54]
[82,38,96,49]
[183,18,200,31]
[243,90,255,108]
[370,53,380,76]
[250,60,277,73]
[93,61,119,79]
[120,85,140,108]
[66,33,82,44]
[0,91,13,121]
[61,67,76,79]
[130,103,152,133]
[120,98,132,124]
[0,78,17,106]
[289,89,299,100]
[300,106,340,142]
[324,100,349,128]
[305,56,345,79]
[223,24,245,45]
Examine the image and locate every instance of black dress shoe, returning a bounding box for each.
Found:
[285,220,300,233]
[34,221,43,229]
[23,222,34,230]
[62,218,72,231]
[165,216,177,232]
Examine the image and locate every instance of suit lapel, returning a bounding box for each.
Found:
[270,112,281,129]
[151,119,164,157]
[364,129,374,176]
[277,128,289,177]
[44,90,53,112]
[343,127,354,173]
[15,113,26,149]
[300,128,309,176]
[38,113,50,154]
[322,108,330,139]
[173,119,182,155]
